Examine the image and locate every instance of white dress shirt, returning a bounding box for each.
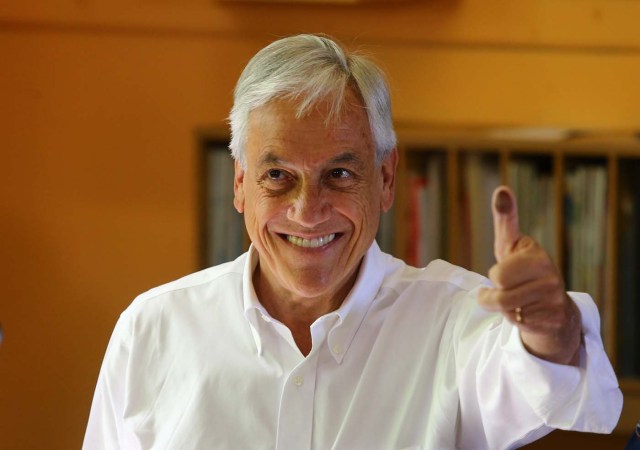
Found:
[83,242,622,450]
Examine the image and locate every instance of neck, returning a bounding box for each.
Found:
[253,263,359,356]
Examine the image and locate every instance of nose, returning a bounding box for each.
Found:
[286,181,331,228]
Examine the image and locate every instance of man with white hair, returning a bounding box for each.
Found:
[84,34,622,449]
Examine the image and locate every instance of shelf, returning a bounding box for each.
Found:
[392,126,640,431]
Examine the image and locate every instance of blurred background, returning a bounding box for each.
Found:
[1,0,639,448]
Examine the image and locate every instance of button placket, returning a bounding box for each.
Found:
[276,360,318,450]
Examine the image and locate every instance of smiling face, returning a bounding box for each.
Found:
[233,88,397,311]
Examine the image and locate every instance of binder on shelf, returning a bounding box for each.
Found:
[376,203,396,256]
[405,152,446,268]
[618,159,640,377]
[508,156,557,264]
[462,152,500,275]
[563,161,608,314]
[205,143,245,266]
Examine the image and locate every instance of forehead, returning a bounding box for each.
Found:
[245,89,374,165]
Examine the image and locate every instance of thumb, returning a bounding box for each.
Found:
[492,186,521,262]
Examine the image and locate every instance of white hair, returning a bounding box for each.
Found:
[228,34,397,167]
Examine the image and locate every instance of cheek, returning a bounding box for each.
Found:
[338,193,378,227]
[247,192,286,225]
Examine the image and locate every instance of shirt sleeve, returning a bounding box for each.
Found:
[453,289,623,450]
[83,313,140,450]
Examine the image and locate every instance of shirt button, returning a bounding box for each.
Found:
[332,344,343,355]
[294,376,304,387]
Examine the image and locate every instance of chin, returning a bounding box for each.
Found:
[287,277,333,298]
[284,265,356,301]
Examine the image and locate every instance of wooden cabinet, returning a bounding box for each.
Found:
[385,126,640,432]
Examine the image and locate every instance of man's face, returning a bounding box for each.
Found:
[233,88,397,304]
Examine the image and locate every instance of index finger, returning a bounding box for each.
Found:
[492,185,521,262]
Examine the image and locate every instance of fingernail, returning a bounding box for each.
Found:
[495,189,512,214]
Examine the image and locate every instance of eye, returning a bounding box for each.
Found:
[329,168,352,179]
[260,168,293,193]
[267,169,285,180]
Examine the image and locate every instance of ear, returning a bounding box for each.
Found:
[233,160,246,213]
[380,147,398,213]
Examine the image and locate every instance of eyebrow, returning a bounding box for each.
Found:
[257,151,365,169]
[330,152,364,167]
[257,152,283,168]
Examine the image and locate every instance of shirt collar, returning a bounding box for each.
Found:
[242,245,267,355]
[242,241,387,362]
[326,240,386,363]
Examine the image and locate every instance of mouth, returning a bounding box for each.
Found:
[284,233,337,248]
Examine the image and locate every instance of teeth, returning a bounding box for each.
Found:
[287,233,336,248]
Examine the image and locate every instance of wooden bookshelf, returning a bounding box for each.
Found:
[392,125,640,433]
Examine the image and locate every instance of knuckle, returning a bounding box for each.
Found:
[490,263,517,290]
[520,236,537,249]
[488,265,503,286]
[496,292,513,312]
[477,288,496,308]
[543,274,563,293]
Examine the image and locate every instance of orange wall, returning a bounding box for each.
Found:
[1,1,639,448]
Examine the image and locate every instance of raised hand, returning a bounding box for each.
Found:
[478,186,582,365]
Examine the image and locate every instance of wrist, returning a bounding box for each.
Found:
[521,296,583,366]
